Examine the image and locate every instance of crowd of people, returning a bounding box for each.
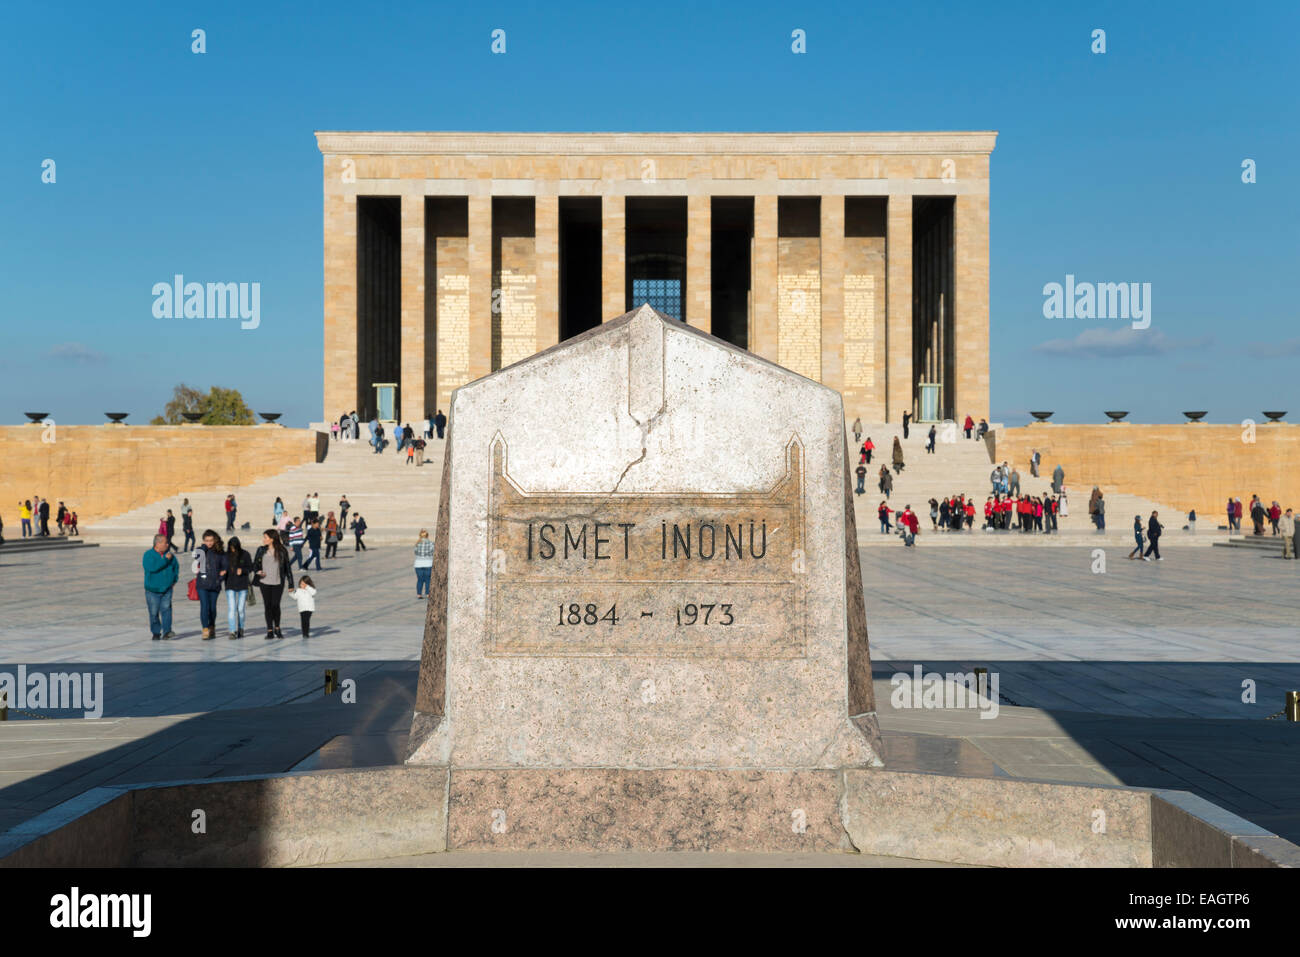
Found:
[140,522,440,641]
[8,497,79,539]
[328,410,447,464]
[142,527,317,641]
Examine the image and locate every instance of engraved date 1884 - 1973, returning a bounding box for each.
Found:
[557,602,735,627]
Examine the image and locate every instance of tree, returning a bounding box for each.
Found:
[151,384,256,425]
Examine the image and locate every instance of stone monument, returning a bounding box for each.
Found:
[408,304,882,771]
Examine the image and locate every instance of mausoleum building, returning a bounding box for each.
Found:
[316,131,995,425]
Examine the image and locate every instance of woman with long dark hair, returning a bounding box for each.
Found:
[253,528,293,640]
[223,536,253,639]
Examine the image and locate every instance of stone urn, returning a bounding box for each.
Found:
[104,412,129,424]
[1263,411,1287,423]
[1182,411,1207,422]
[1029,411,1054,422]
[23,412,49,424]
[259,412,283,424]
[1103,411,1129,422]
[181,412,204,424]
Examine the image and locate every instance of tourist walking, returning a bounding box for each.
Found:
[878,466,893,498]
[287,519,306,567]
[1143,511,1163,561]
[181,500,195,550]
[901,410,911,440]
[225,494,237,531]
[1127,516,1145,559]
[1269,501,1282,535]
[963,414,974,439]
[38,498,50,536]
[165,509,176,548]
[925,425,936,454]
[1281,509,1296,560]
[414,529,435,598]
[863,437,874,464]
[338,495,351,529]
[290,576,317,637]
[253,529,292,639]
[20,500,32,537]
[223,536,252,639]
[892,437,905,474]
[855,462,867,495]
[273,496,284,525]
[193,530,227,640]
[352,514,368,551]
[1052,464,1065,495]
[324,512,340,559]
[434,409,447,439]
[304,519,323,571]
[143,534,180,640]
[852,417,863,445]
[899,505,919,546]
[1030,449,1041,477]
[877,501,892,533]
[1009,468,1021,497]
[56,501,67,536]
[1250,496,1267,536]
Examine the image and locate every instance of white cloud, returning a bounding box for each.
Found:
[45,342,107,363]
[1033,326,1212,358]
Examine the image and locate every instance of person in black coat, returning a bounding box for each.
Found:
[193,530,228,639]
[1143,511,1163,561]
[222,536,254,639]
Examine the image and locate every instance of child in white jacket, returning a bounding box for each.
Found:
[290,575,317,638]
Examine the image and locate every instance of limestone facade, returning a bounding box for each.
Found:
[317,132,996,423]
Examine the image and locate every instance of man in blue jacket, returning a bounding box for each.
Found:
[143,534,180,640]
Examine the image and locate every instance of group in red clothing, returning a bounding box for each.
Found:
[982,494,1059,532]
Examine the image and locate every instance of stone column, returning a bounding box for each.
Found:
[686,194,711,332]
[751,194,779,362]
[953,192,990,421]
[467,194,493,382]
[601,194,625,320]
[323,188,357,421]
[820,195,845,395]
[400,193,426,422]
[886,196,913,423]
[535,196,560,350]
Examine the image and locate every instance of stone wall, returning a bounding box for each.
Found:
[994,423,1300,521]
[0,425,321,526]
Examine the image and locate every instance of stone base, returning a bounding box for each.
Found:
[4,764,1295,868]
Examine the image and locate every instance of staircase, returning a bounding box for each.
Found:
[82,419,1204,550]
[86,431,444,546]
[846,422,1198,546]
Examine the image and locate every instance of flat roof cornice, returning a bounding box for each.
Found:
[314,131,997,156]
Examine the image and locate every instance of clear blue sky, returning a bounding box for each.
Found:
[2,0,1296,427]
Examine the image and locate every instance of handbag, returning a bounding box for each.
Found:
[187,578,199,601]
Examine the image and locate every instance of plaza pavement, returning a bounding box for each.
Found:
[1,543,1297,845]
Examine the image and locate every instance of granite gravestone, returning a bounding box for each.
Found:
[408,304,881,770]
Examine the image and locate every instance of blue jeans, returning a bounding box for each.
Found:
[227,589,248,632]
[415,566,432,596]
[198,588,220,628]
[292,544,304,567]
[145,588,173,635]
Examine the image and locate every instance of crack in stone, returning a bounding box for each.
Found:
[608,402,666,497]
